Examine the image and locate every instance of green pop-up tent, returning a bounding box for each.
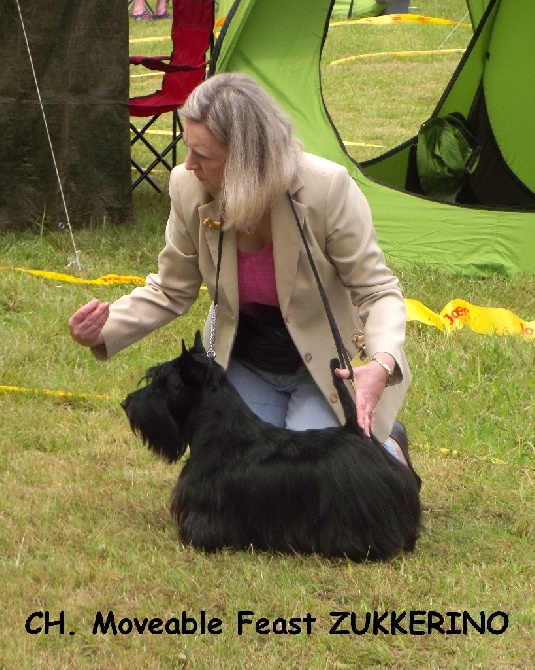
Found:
[212,0,535,275]
[216,1,393,22]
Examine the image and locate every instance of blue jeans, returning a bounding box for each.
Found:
[226,358,339,431]
[226,357,400,461]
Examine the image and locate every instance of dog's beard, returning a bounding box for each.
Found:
[122,391,186,463]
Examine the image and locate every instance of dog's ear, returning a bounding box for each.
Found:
[179,353,211,387]
[176,331,211,384]
[191,330,206,354]
[181,331,207,358]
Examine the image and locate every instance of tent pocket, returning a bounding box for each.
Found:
[416,113,481,201]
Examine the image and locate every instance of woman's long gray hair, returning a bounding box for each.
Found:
[180,73,302,230]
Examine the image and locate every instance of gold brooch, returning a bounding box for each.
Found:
[203,217,220,230]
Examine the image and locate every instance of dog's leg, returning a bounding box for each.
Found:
[171,480,233,552]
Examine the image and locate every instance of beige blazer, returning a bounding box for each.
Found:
[93,152,411,442]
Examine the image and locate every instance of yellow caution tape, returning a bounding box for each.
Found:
[130,127,175,135]
[1,267,145,286]
[0,385,111,401]
[343,140,386,148]
[406,298,535,337]
[330,47,465,66]
[129,36,170,44]
[330,14,472,27]
[130,72,164,79]
[1,267,533,337]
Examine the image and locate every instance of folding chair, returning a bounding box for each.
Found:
[129,0,214,192]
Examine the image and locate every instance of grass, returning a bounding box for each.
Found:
[1,1,534,668]
[322,1,472,162]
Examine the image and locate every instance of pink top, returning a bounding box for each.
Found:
[237,243,279,312]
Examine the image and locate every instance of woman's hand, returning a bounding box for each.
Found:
[335,353,393,436]
[68,298,109,347]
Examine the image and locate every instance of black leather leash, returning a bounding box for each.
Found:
[286,192,354,381]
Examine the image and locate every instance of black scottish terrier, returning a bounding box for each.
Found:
[122,332,422,561]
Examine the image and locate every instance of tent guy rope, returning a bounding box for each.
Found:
[438,11,470,49]
[14,0,83,271]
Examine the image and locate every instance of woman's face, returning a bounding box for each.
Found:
[183,119,227,195]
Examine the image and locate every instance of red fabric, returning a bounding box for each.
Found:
[129,0,213,117]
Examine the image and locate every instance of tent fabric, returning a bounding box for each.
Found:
[467,0,492,27]
[216,0,391,22]
[213,0,535,275]
[330,1,392,20]
[0,0,132,231]
[482,1,535,194]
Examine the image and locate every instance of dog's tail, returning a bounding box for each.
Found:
[330,358,360,432]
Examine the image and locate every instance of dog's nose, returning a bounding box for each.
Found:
[120,398,128,411]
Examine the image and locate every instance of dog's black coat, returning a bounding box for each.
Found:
[122,332,422,561]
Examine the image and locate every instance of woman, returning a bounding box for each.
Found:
[69,73,418,480]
